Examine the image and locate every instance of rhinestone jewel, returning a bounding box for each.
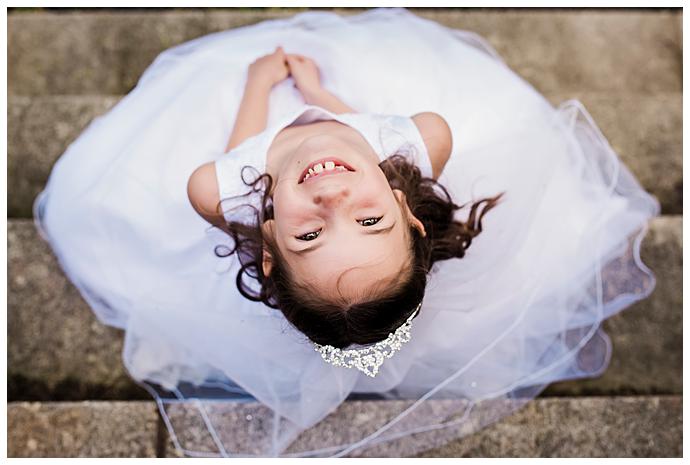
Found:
[313,302,422,377]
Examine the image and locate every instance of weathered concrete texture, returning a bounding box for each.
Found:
[7,216,682,401]
[675,11,682,53]
[8,10,290,95]
[8,218,146,401]
[161,396,681,457]
[8,95,118,218]
[8,9,681,96]
[7,91,682,218]
[419,8,682,96]
[162,397,481,457]
[416,395,682,458]
[7,401,159,457]
[543,216,682,396]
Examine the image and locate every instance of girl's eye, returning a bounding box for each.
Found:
[295,216,383,241]
[360,216,383,226]
[295,229,321,241]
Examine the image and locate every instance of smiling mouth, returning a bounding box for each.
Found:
[298,157,356,184]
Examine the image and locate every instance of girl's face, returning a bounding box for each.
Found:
[263,131,426,302]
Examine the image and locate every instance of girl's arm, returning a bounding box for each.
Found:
[411,112,452,180]
[285,54,356,114]
[302,87,356,114]
[224,79,271,153]
[224,46,290,153]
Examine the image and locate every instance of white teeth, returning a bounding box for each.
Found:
[302,161,350,182]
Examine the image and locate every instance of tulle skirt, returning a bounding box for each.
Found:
[33,7,660,457]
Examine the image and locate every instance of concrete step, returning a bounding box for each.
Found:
[8,9,681,96]
[415,395,682,458]
[7,396,682,457]
[7,216,682,401]
[7,91,682,218]
[8,401,159,457]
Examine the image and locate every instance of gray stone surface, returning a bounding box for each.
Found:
[162,397,483,457]
[8,91,682,218]
[676,11,683,53]
[8,9,681,96]
[7,401,159,457]
[7,216,682,401]
[161,395,681,457]
[8,218,145,401]
[7,396,680,458]
[8,95,118,218]
[416,395,682,458]
[421,8,682,96]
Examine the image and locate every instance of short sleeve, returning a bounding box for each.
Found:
[350,113,434,179]
[214,145,266,225]
[383,115,434,178]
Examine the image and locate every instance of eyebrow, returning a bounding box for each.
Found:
[290,220,397,256]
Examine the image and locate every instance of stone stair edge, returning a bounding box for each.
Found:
[7,8,683,18]
[8,8,682,97]
[7,395,683,458]
[7,392,683,407]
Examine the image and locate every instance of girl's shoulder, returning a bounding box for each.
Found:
[409,112,453,180]
[352,111,451,180]
[187,161,228,232]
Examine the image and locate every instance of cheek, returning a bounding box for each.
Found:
[358,176,394,201]
[365,169,392,190]
[272,189,313,226]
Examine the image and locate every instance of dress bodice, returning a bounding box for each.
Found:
[214,104,433,223]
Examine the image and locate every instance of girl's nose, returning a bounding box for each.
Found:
[313,185,350,207]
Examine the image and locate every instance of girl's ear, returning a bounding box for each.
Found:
[261,219,275,277]
[393,189,427,238]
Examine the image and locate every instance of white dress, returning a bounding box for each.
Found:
[33,7,660,458]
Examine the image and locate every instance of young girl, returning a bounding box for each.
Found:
[33,8,659,457]
[187,45,503,351]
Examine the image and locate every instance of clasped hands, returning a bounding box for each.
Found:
[226,45,352,152]
[247,46,323,101]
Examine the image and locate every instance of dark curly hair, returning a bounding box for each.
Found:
[215,154,504,348]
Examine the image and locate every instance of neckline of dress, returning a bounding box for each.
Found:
[262,104,378,161]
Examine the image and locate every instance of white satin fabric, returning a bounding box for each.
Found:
[33,7,660,457]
